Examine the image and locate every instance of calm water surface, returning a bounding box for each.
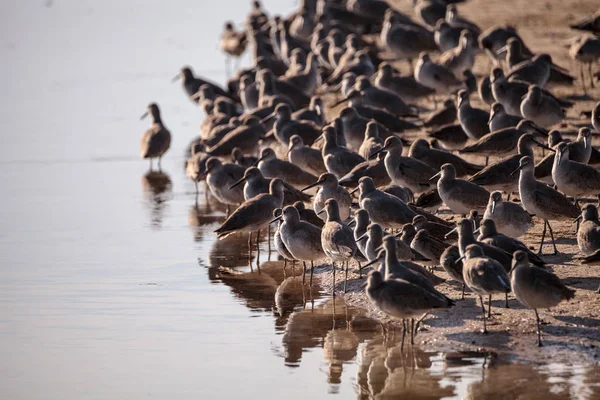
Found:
[0,1,598,399]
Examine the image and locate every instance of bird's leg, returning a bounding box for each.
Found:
[538,219,548,254]
[580,62,587,95]
[302,261,307,285]
[248,231,253,251]
[461,283,465,300]
[589,62,595,89]
[505,293,510,308]
[401,320,406,351]
[158,156,162,171]
[283,258,287,271]
[414,313,428,336]
[410,318,415,345]
[358,261,362,278]
[310,260,314,286]
[596,283,599,294]
[479,296,488,334]
[226,205,231,218]
[194,181,199,195]
[344,261,349,293]
[485,156,489,166]
[547,220,559,255]
[488,295,492,319]
[332,261,336,297]
[534,308,543,347]
[149,158,153,171]
[506,192,511,202]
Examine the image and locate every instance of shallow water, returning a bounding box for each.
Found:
[1,1,599,399]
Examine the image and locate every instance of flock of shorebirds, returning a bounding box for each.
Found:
[139,0,600,347]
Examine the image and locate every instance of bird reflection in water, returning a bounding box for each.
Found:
[141,170,172,228]
[188,196,226,243]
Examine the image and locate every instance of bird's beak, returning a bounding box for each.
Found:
[456,254,466,263]
[251,156,264,167]
[394,231,403,238]
[356,233,368,243]
[301,179,324,192]
[347,219,356,227]
[510,165,522,176]
[532,123,548,137]
[429,172,441,182]
[574,215,583,223]
[190,91,202,100]
[368,144,389,159]
[313,134,323,143]
[140,112,149,120]
[474,227,481,235]
[269,215,283,224]
[331,96,350,108]
[360,258,380,270]
[491,201,496,215]
[444,227,457,239]
[534,139,554,152]
[349,187,360,195]
[260,112,276,124]
[496,44,509,56]
[229,176,248,189]
[171,73,181,83]
[584,135,590,149]
[374,245,383,253]
[317,209,326,216]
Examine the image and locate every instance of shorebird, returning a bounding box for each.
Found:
[457,90,490,140]
[479,25,531,62]
[292,96,325,126]
[460,244,511,334]
[552,142,600,206]
[488,103,522,132]
[433,164,490,215]
[415,189,443,213]
[520,85,566,128]
[274,205,325,285]
[335,77,416,117]
[173,66,235,103]
[439,30,476,79]
[414,53,463,94]
[215,178,284,251]
[440,245,466,298]
[409,138,482,177]
[186,144,208,194]
[413,214,457,243]
[422,99,457,128]
[319,126,366,179]
[287,134,327,177]
[459,120,547,164]
[204,116,265,157]
[338,152,391,188]
[357,223,389,261]
[490,68,573,117]
[381,10,438,65]
[294,201,324,228]
[302,173,352,222]
[513,156,580,254]
[506,54,554,87]
[230,167,310,205]
[535,128,592,183]
[373,62,435,103]
[261,103,321,146]
[445,4,481,37]
[414,0,446,27]
[204,157,246,208]
[593,101,600,132]
[366,268,454,344]
[427,124,469,150]
[478,75,495,106]
[346,95,420,132]
[257,147,318,189]
[337,107,393,151]
[483,191,532,238]
[231,147,257,169]
[381,184,414,204]
[410,229,449,266]
[576,204,600,255]
[579,249,600,293]
[353,176,417,229]
[569,36,600,92]
[570,10,600,35]
[272,209,295,268]
[351,209,371,259]
[140,103,171,170]
[510,251,575,346]
[372,136,437,194]
[435,20,465,52]
[220,21,247,72]
[476,219,545,267]
[358,122,384,160]
[319,199,357,295]
[497,37,529,69]
[468,133,552,195]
